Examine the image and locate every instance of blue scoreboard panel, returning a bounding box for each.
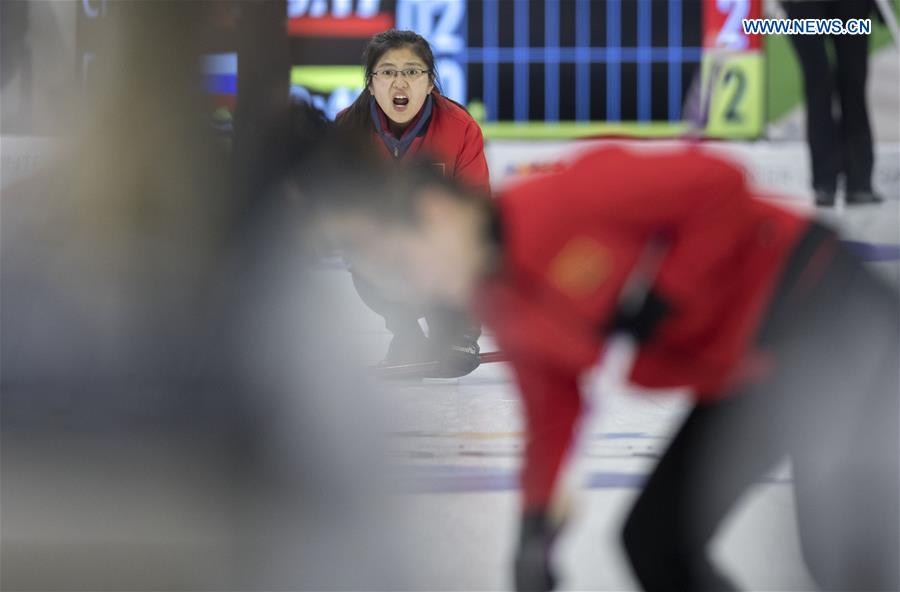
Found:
[207,0,764,139]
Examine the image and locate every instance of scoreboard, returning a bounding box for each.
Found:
[271,0,764,139]
[71,0,760,140]
[78,0,765,138]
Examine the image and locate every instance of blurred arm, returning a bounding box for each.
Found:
[511,360,583,512]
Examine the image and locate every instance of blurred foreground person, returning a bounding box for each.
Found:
[0,6,242,587]
[1,3,397,590]
[336,29,489,377]
[304,145,900,591]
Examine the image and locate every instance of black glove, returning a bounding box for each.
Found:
[607,288,670,343]
[514,510,559,592]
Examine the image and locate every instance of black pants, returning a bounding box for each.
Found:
[623,225,900,591]
[782,0,875,193]
[350,270,480,345]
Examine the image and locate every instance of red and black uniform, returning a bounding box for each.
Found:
[341,92,490,373]
[368,92,491,196]
[475,146,899,591]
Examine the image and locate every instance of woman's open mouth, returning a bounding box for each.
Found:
[392,95,410,112]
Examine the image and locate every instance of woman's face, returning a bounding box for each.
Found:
[368,46,434,128]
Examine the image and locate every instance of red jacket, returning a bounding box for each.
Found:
[362,92,491,196]
[473,146,809,509]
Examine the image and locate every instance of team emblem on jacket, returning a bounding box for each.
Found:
[547,236,611,297]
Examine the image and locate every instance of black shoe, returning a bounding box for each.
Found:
[382,331,433,366]
[814,189,836,207]
[846,190,884,205]
[426,338,480,378]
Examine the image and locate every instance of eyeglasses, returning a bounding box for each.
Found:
[372,68,430,80]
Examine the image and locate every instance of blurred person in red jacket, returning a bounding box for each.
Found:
[304,144,899,591]
[336,29,489,377]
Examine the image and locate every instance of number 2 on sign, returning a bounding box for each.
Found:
[716,0,750,50]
